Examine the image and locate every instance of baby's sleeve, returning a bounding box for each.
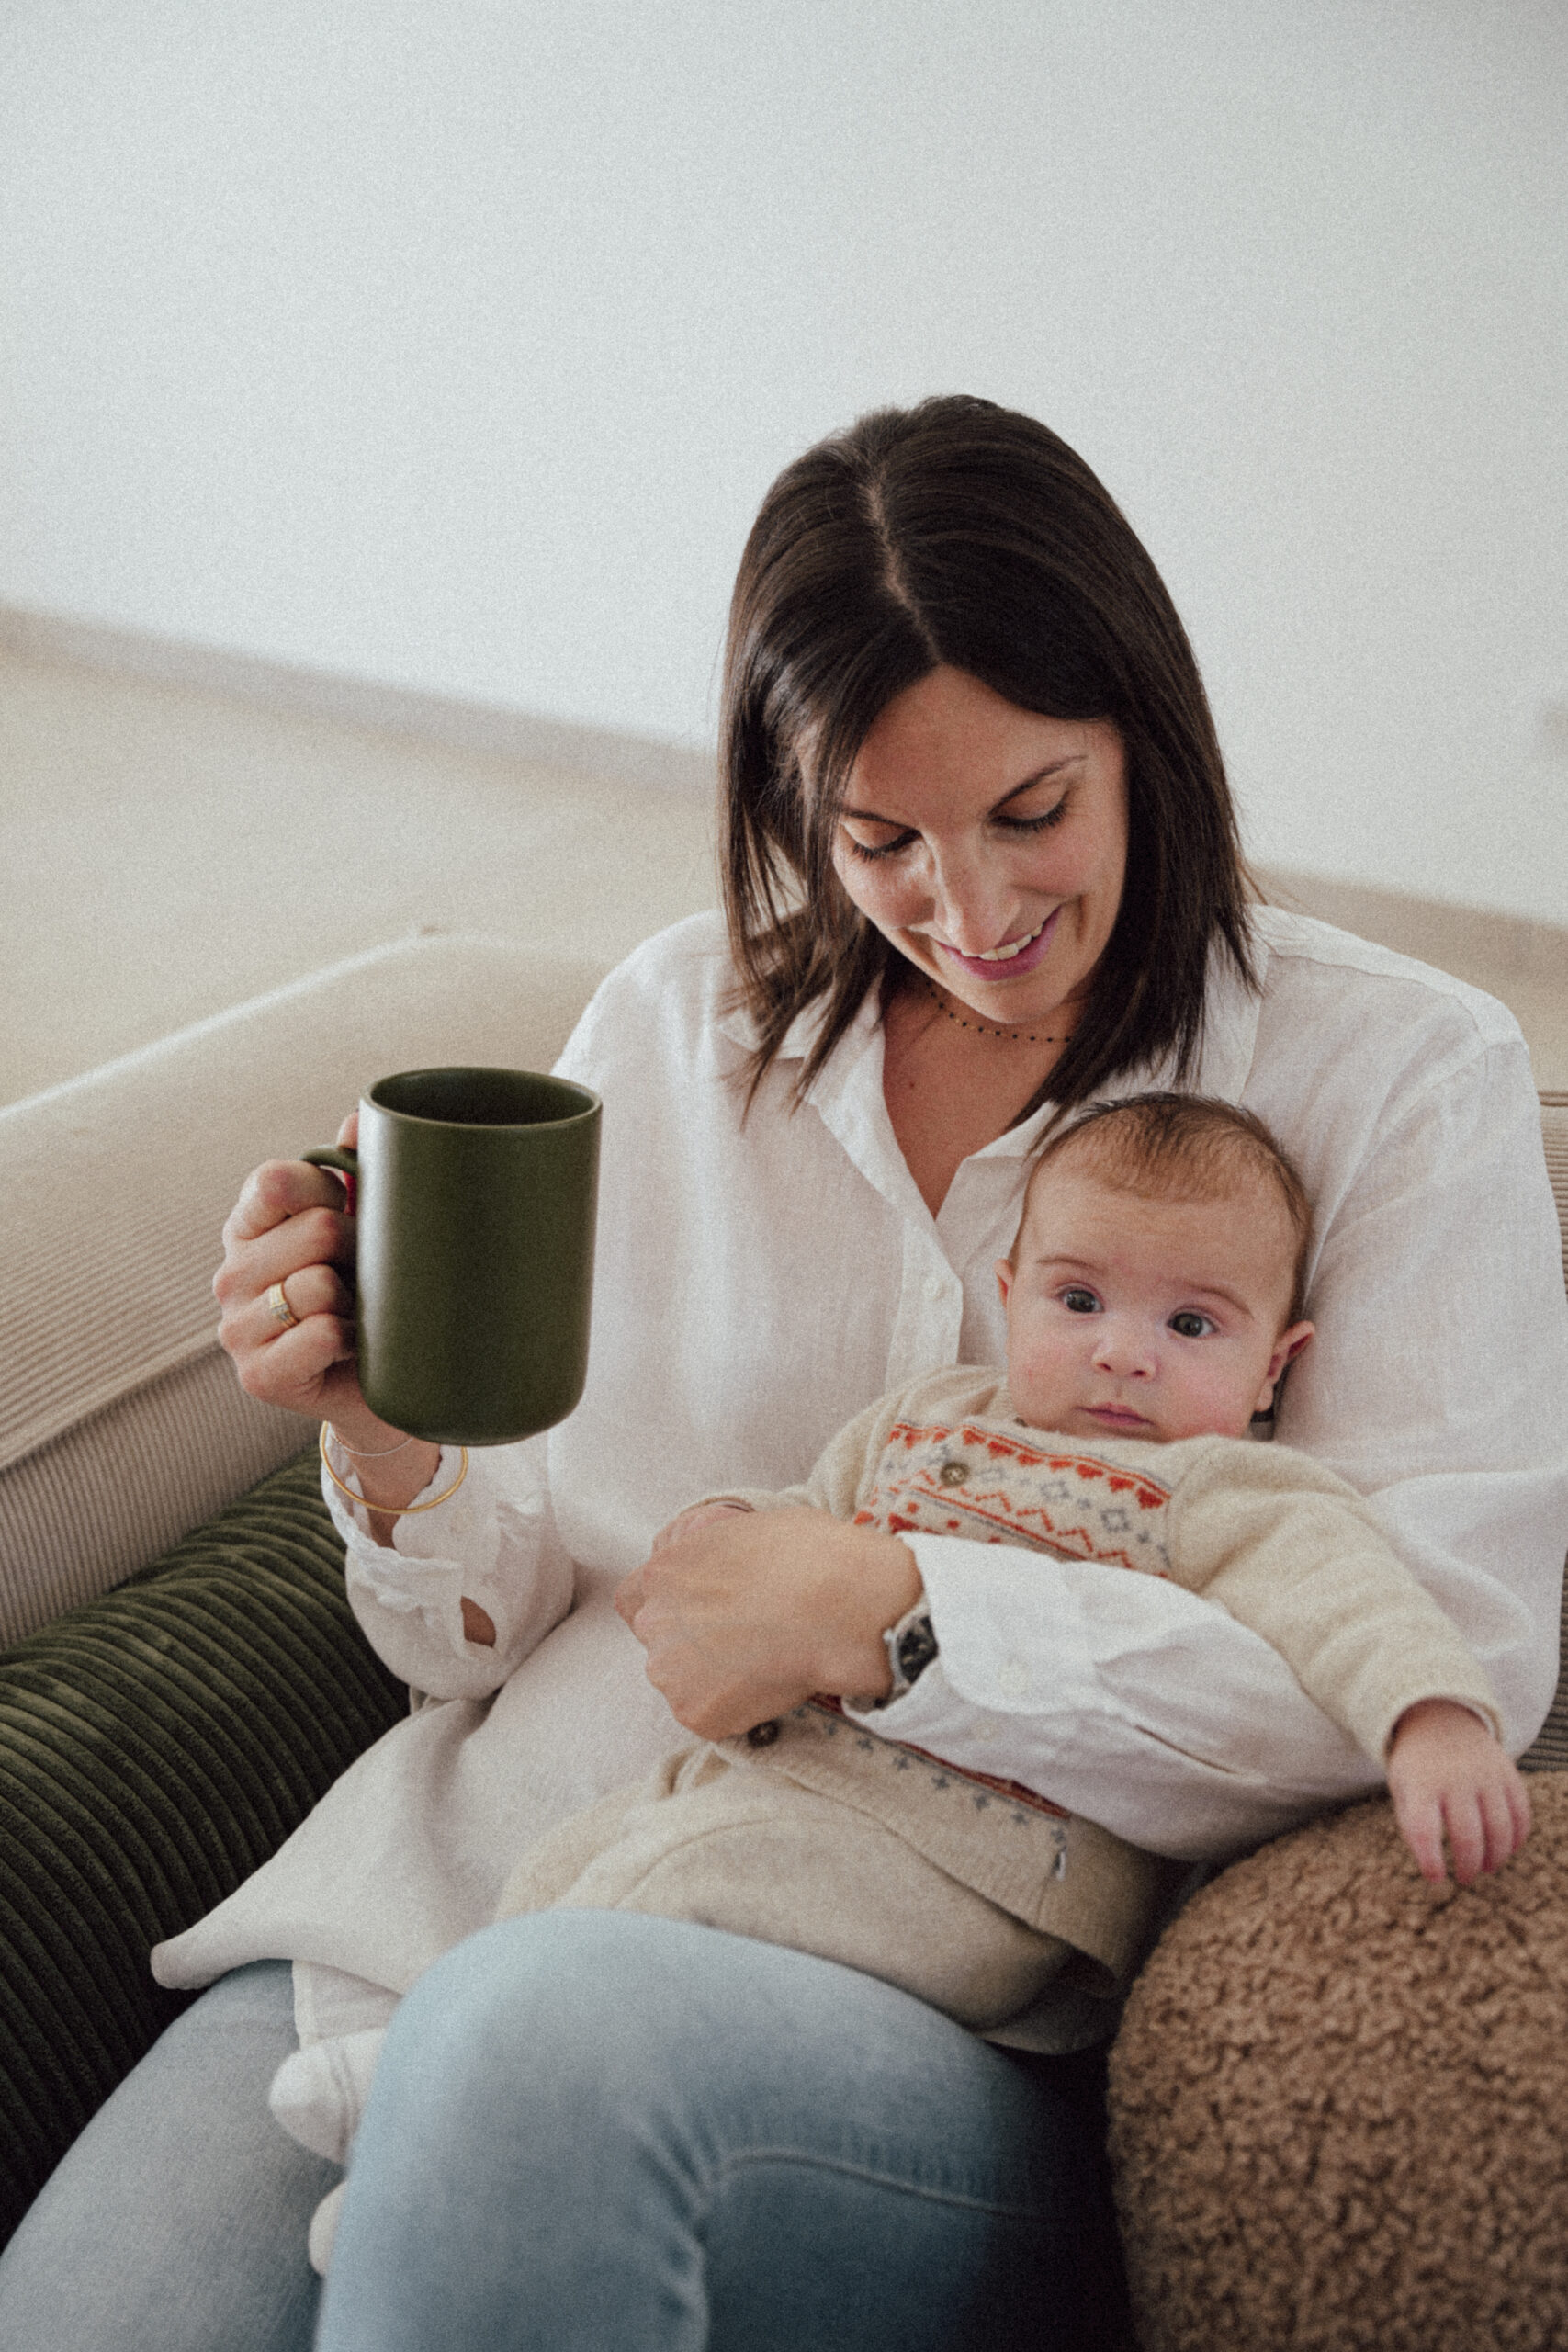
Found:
[1164,1438,1505,1762]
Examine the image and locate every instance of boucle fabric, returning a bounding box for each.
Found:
[1107,1775,1568,2352]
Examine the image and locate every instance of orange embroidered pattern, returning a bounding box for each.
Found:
[852,1419,1173,1577]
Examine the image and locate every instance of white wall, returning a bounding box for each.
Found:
[3,0,1565,919]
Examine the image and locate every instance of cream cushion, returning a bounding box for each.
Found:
[0,933,609,1646]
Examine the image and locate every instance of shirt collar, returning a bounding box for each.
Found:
[714,925,1267,1140]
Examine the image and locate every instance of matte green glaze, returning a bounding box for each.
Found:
[305,1067,601,1445]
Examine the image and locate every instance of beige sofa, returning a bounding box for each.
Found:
[0,933,611,1648]
[1,933,1564,2344]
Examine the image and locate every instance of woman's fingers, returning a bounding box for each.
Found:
[246,1261,354,1346]
[615,1511,920,1738]
[223,1157,350,1248]
[214,1138,365,1421]
[224,1204,354,1298]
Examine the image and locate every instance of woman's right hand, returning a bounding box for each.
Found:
[215,1112,384,1447]
[215,1111,442,1537]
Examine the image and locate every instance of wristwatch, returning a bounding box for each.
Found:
[878,1596,939,1706]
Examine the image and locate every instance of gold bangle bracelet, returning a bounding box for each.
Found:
[319,1424,469,1515]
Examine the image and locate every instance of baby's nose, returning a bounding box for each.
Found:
[1092,1320,1156,1376]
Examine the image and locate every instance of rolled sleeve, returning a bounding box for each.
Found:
[323,1435,576,1700]
[844,1533,1377,1861]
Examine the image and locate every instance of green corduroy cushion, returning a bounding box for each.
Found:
[0,1448,406,2246]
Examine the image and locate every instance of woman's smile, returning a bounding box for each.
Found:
[831,667,1129,1026]
[930,908,1060,982]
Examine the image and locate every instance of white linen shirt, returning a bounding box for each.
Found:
[152,907,1568,2014]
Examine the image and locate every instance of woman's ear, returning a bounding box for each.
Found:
[995,1257,1014,1309]
[1254,1321,1314,1417]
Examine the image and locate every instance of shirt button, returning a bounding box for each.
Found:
[922,1274,946,1302]
[746,1720,780,1748]
[997,1657,1031,1699]
[939,1462,969,1488]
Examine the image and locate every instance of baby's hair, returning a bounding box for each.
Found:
[1021,1093,1314,1326]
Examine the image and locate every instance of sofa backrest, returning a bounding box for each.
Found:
[0,934,610,1646]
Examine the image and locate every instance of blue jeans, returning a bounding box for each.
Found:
[319,1914,1126,2350]
[0,1959,331,2351]
[0,1921,1127,2350]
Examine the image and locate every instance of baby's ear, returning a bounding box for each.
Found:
[995,1257,1014,1308]
[1255,1320,1314,1416]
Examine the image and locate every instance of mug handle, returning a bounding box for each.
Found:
[302,1144,359,1216]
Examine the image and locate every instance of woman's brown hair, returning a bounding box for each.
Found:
[720,394,1257,1119]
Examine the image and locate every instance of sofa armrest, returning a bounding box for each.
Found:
[0,1449,402,2247]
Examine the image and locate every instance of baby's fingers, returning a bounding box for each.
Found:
[1391,1782,1449,1883]
[1442,1788,1489,1886]
[1478,1761,1532,1874]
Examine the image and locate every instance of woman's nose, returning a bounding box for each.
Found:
[925,846,1017,955]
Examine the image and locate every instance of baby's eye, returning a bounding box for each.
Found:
[1168,1310,1213,1340]
[1061,1287,1101,1315]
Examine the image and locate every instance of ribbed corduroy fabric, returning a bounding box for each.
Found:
[0,1449,404,2248]
[0,1352,311,1649]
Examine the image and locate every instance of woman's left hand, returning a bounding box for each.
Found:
[615,1509,922,1739]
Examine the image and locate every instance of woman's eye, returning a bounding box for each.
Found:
[997,797,1067,837]
[1168,1311,1213,1340]
[842,828,917,863]
[1061,1287,1100,1315]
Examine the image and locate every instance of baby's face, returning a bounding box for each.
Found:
[996,1162,1313,1444]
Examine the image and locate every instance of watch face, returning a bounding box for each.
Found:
[897,1612,940,1687]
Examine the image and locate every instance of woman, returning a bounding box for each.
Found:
[3,397,1562,2351]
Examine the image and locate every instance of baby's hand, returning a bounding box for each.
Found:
[649,1499,754,1555]
[1386,1699,1531,1885]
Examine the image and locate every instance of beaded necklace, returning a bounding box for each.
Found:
[921,975,1073,1046]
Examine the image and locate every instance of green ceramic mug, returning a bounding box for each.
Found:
[304,1067,601,1446]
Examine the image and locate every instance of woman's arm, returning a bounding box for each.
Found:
[620,1030,1566,1861]
[217,1115,575,1696]
[324,1434,577,1701]
[875,1031,1567,1860]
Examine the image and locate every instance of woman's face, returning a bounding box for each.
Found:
[829,666,1129,1026]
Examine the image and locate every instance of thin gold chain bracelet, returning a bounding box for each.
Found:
[319,1424,469,1515]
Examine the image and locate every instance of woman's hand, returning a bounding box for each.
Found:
[649,1499,754,1554]
[214,1111,440,1533]
[216,1112,362,1421]
[615,1508,922,1739]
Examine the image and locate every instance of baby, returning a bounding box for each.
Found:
[274,1091,1529,2270]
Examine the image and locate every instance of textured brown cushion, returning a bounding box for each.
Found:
[1109,1781,1568,2351]
[0,1451,403,2247]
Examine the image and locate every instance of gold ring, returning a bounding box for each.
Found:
[266,1281,299,1330]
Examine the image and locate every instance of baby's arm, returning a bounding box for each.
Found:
[1164,1437,1534,1879]
[1385,1697,1532,1884]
